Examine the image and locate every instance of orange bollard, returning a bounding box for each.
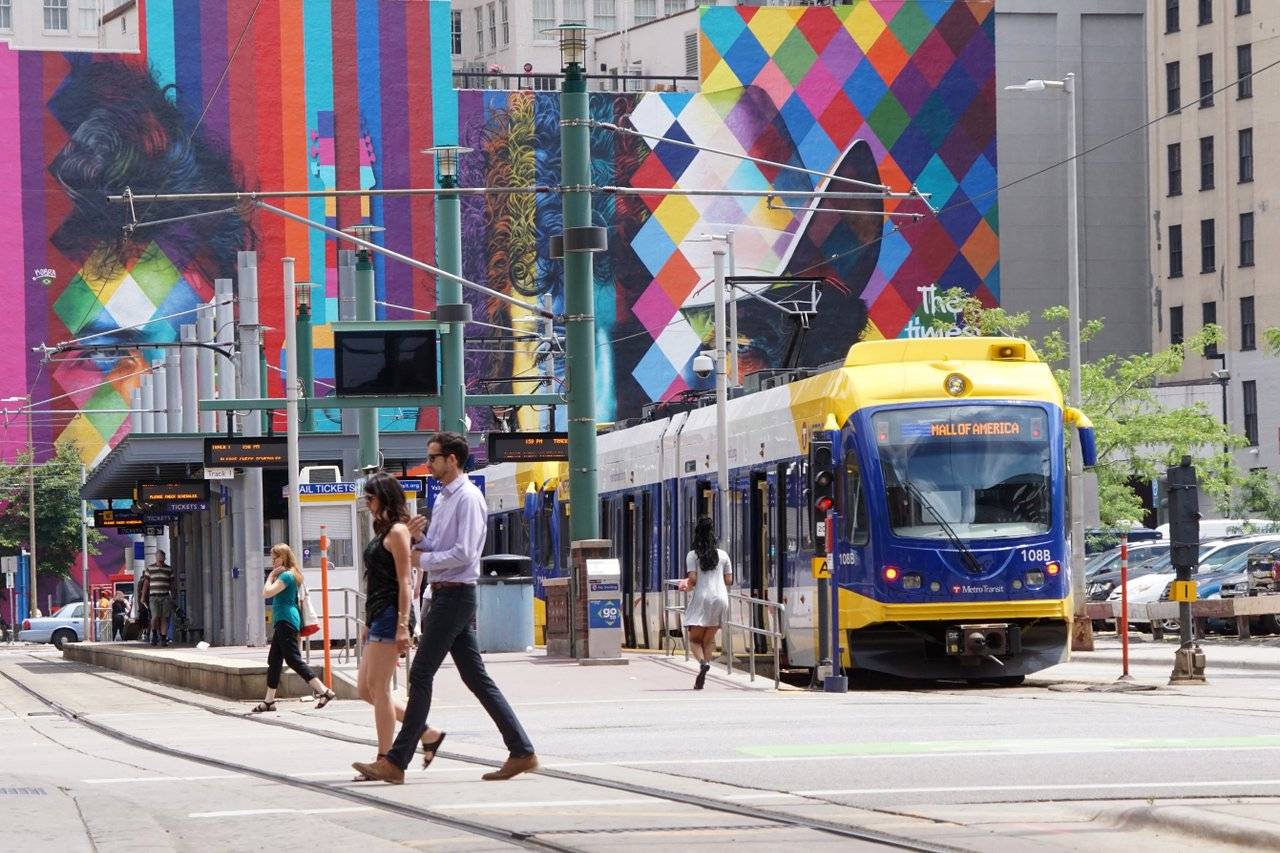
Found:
[1119,532,1131,680]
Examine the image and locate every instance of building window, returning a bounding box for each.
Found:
[1238,128,1253,183]
[487,2,497,50]
[1241,296,1256,351]
[635,0,657,25]
[1169,225,1184,278]
[451,10,462,56]
[1237,0,1250,14]
[1170,305,1184,346]
[474,7,483,52]
[1201,219,1216,273]
[44,0,69,32]
[1237,44,1252,98]
[1198,53,1214,107]
[564,0,586,24]
[1200,136,1214,190]
[594,0,616,32]
[1239,212,1255,268]
[1167,143,1182,196]
[533,0,555,38]
[1198,0,1212,25]
[1166,62,1181,114]
[0,0,11,32]
[663,0,688,15]
[1167,0,1180,32]
[79,0,98,33]
[1243,381,1258,447]
[500,0,509,45]
[1203,301,1218,357]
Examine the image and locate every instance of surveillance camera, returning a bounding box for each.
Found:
[692,352,714,379]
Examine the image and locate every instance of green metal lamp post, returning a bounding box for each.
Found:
[549,22,605,542]
[294,281,315,432]
[422,145,473,436]
[344,223,385,471]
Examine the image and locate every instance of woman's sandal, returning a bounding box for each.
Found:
[314,688,337,709]
[421,731,447,769]
[352,754,387,782]
[250,700,277,713]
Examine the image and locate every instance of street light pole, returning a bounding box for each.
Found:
[283,258,303,554]
[345,225,385,472]
[553,23,603,542]
[712,249,730,535]
[424,146,473,435]
[295,281,314,433]
[1006,72,1090,648]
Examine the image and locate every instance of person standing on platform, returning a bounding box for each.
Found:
[351,473,445,780]
[251,543,335,713]
[353,432,537,784]
[680,516,733,690]
[111,591,127,641]
[144,550,174,647]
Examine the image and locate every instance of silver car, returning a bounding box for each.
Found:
[18,602,86,649]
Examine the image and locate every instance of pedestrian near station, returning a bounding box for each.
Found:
[145,550,174,647]
[681,516,734,690]
[251,543,336,713]
[110,591,127,641]
[353,432,537,785]
[351,473,445,780]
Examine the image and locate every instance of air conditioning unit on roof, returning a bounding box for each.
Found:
[300,465,341,485]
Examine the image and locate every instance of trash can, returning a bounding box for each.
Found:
[476,554,534,653]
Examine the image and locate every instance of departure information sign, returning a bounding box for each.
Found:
[204,436,288,467]
[486,432,569,463]
[94,510,144,531]
[138,480,209,503]
[878,409,1045,443]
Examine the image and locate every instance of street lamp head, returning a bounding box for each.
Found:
[293,281,312,313]
[420,145,473,182]
[1005,78,1048,92]
[1211,368,1230,382]
[544,23,593,70]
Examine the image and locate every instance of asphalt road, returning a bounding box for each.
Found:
[2,644,1278,851]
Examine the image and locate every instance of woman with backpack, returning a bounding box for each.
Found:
[680,516,734,690]
[251,543,336,712]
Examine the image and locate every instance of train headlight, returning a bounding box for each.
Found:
[929,581,941,592]
[944,373,968,396]
[902,573,922,590]
[1012,579,1023,590]
[1025,571,1045,587]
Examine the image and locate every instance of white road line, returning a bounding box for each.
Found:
[84,774,244,784]
[795,779,1280,796]
[190,807,373,818]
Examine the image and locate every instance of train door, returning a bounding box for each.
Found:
[621,495,638,648]
[639,490,653,648]
[748,470,775,652]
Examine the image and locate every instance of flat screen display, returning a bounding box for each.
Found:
[334,330,439,397]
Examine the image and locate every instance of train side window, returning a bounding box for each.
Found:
[797,459,812,552]
[843,450,869,545]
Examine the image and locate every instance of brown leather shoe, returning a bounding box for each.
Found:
[481,753,538,781]
[351,756,404,785]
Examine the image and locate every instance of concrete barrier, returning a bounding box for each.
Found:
[62,643,359,701]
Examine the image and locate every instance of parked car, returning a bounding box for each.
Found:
[1086,543,1171,602]
[1110,535,1280,604]
[1086,526,1162,555]
[17,602,86,649]
[1219,546,1280,635]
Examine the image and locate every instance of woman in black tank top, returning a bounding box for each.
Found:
[353,473,444,780]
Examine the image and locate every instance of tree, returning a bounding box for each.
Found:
[1266,327,1280,358]
[0,442,103,578]
[940,293,1240,527]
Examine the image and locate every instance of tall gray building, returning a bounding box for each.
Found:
[995,0,1150,360]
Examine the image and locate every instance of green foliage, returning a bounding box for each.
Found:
[940,290,1241,526]
[0,443,103,578]
[1266,327,1280,357]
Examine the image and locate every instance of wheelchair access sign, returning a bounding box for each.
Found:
[588,598,622,630]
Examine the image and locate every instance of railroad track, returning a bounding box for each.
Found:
[2,655,963,853]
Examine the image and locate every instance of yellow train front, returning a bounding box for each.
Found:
[803,337,1093,681]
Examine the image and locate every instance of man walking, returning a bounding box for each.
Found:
[145,550,174,647]
[353,432,537,784]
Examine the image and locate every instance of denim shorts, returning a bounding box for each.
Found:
[367,605,398,643]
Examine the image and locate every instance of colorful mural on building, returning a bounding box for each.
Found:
[456,2,999,424]
[0,0,996,603]
[0,0,455,598]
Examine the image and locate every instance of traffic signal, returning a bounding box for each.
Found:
[1166,457,1200,569]
[809,432,836,551]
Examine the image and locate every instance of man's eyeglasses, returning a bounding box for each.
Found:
[426,453,445,462]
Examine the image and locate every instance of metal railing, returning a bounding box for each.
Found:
[724,590,786,690]
[660,578,689,660]
[453,70,697,93]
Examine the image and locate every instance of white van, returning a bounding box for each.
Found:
[1155,518,1280,540]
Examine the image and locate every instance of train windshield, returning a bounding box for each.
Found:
[873,404,1051,540]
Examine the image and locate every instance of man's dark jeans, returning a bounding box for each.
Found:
[387,585,534,769]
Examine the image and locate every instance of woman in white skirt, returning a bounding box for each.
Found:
[680,516,734,690]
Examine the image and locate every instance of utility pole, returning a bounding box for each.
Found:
[554,23,605,541]
[295,281,315,432]
[712,249,730,534]
[346,225,384,472]
[25,395,35,617]
[283,258,303,554]
[237,251,266,646]
[425,146,472,435]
